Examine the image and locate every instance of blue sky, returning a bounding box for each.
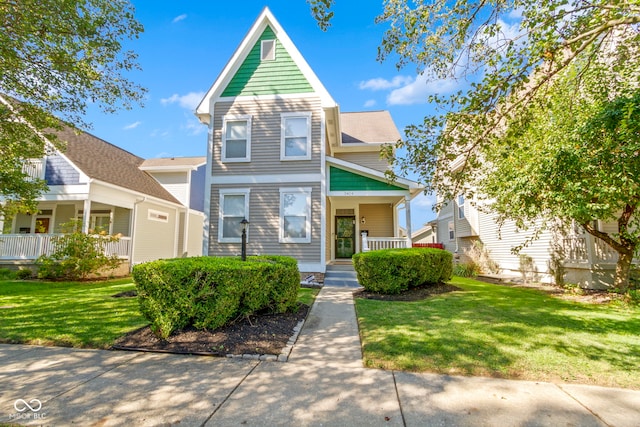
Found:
[84,1,466,229]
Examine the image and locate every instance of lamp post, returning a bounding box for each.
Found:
[240,218,249,261]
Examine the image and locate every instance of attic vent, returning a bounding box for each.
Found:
[336,209,354,215]
[261,39,275,61]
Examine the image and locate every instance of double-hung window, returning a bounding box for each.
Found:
[218,189,250,243]
[222,115,251,162]
[281,112,311,161]
[448,221,455,241]
[457,194,465,219]
[280,188,311,243]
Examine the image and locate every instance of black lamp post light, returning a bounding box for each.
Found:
[240,218,249,261]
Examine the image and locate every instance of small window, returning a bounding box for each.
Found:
[219,189,250,243]
[261,39,276,61]
[148,209,169,223]
[281,113,311,160]
[280,188,311,243]
[448,221,455,241]
[457,194,465,219]
[222,115,251,162]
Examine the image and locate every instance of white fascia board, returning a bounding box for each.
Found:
[332,142,387,153]
[211,173,323,185]
[139,164,204,172]
[327,156,422,192]
[195,7,337,124]
[90,179,187,211]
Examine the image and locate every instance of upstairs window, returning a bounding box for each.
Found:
[261,39,276,61]
[457,194,465,219]
[448,221,455,241]
[222,116,251,162]
[280,188,311,243]
[281,112,312,161]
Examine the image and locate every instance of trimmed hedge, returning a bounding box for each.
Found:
[132,255,300,339]
[353,248,453,294]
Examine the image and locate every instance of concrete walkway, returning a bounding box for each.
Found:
[2,285,640,426]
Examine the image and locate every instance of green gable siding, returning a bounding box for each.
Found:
[221,26,314,97]
[329,167,405,192]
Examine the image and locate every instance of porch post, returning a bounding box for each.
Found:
[82,199,91,233]
[404,195,412,248]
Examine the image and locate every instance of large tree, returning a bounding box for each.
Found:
[309,0,640,289]
[0,0,145,217]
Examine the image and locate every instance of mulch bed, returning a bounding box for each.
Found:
[353,282,462,301]
[112,302,310,356]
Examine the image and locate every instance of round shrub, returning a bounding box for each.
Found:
[132,255,300,339]
[353,248,453,294]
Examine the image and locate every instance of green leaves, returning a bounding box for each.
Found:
[0,0,145,217]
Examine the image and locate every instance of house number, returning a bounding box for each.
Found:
[342,192,355,196]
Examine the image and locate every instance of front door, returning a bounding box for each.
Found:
[336,216,355,258]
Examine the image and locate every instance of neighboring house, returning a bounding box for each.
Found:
[412,221,438,245]
[0,125,206,270]
[195,7,422,276]
[433,190,630,289]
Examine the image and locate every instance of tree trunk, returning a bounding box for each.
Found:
[614,250,633,293]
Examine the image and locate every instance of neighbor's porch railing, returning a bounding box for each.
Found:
[361,233,409,252]
[0,234,131,260]
[563,235,632,264]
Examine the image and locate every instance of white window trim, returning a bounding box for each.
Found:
[280,112,312,161]
[148,209,169,223]
[222,115,252,163]
[448,221,455,241]
[218,188,250,243]
[457,194,465,219]
[261,39,276,61]
[279,187,312,243]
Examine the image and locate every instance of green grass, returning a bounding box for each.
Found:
[0,278,147,348]
[0,279,319,350]
[356,276,640,389]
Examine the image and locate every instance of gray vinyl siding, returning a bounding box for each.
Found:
[478,211,553,276]
[212,97,323,175]
[190,165,206,212]
[45,155,80,185]
[334,152,389,173]
[112,207,131,237]
[209,182,322,263]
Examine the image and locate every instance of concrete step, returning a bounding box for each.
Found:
[324,265,360,288]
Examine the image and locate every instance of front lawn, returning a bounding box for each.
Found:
[0,278,147,348]
[356,276,640,389]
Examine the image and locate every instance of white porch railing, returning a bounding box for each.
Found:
[362,234,408,252]
[22,159,44,181]
[0,234,131,260]
[563,236,635,264]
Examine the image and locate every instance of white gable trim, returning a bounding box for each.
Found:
[195,7,336,124]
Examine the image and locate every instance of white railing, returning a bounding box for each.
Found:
[362,236,408,252]
[22,159,44,181]
[563,235,637,264]
[0,234,131,260]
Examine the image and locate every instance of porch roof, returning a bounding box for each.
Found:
[326,157,422,198]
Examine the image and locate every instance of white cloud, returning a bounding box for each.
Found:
[363,99,377,108]
[359,76,413,91]
[150,129,170,138]
[123,121,141,130]
[387,73,460,106]
[172,14,187,23]
[183,117,207,136]
[412,192,436,209]
[160,91,205,111]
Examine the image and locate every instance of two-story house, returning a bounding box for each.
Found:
[196,7,421,277]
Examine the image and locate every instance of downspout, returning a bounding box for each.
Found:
[129,196,146,271]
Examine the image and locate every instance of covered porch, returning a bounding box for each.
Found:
[0,200,133,261]
[326,157,422,262]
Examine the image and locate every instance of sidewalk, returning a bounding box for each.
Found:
[1,285,639,426]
